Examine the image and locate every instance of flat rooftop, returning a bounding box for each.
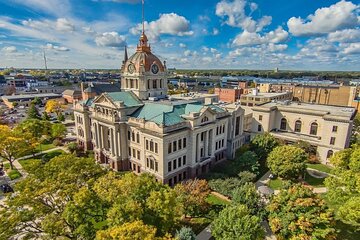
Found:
[1,93,61,101]
[255,101,355,119]
[171,92,219,101]
[242,92,291,98]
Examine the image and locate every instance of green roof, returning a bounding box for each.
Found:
[106,92,142,107]
[131,101,226,126]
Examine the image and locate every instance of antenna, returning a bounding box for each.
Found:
[43,50,48,70]
[142,0,145,33]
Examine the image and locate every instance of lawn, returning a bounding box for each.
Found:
[35,143,56,152]
[303,172,325,187]
[206,193,230,205]
[306,163,333,174]
[3,162,22,180]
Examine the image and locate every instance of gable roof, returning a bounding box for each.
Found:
[104,92,143,108]
[84,83,121,94]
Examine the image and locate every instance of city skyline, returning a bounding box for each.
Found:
[0,0,359,70]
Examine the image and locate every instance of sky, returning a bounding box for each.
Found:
[0,0,359,70]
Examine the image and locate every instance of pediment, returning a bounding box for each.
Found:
[93,94,118,108]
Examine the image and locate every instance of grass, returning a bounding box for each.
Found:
[268,178,283,190]
[303,172,325,187]
[206,193,230,205]
[306,163,333,174]
[3,162,22,180]
[35,143,56,152]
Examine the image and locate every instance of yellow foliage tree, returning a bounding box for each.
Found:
[45,99,65,117]
[96,221,157,240]
[0,125,36,169]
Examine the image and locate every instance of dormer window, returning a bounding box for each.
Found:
[201,116,209,123]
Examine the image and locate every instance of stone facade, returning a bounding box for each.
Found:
[248,101,355,164]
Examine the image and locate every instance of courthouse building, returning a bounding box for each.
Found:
[74,31,246,185]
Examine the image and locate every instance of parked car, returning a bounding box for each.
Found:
[0,184,14,193]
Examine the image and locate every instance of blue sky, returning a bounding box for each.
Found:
[0,0,359,70]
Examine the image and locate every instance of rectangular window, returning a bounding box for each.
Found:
[178,157,181,168]
[330,137,336,145]
[150,159,154,170]
[155,162,158,172]
[183,138,187,148]
[132,132,135,141]
[174,176,177,185]
[258,124,262,132]
[168,143,172,154]
[168,162,171,172]
[178,139,182,149]
[146,140,149,150]
[201,132,204,141]
[178,173,182,181]
[173,159,176,169]
[173,141,177,152]
[146,158,149,168]
[259,115,263,121]
[183,156,186,165]
[137,150,140,160]
[137,166,140,173]
[136,134,140,143]
[216,127,219,135]
[132,149,136,158]
[200,148,204,157]
[150,141,154,152]
[235,116,240,136]
[332,126,338,133]
[183,171,186,180]
[129,147,131,156]
[155,143,158,153]
[168,178,172,187]
[127,131,131,140]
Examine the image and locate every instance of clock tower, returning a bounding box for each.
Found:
[120,2,167,100]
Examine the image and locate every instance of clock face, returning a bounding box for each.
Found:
[127,64,135,74]
[151,64,159,74]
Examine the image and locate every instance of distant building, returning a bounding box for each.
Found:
[247,101,355,163]
[62,89,82,103]
[1,93,61,108]
[240,89,293,106]
[81,82,121,100]
[214,88,243,103]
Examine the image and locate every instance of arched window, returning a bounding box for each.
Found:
[280,118,287,130]
[201,116,209,123]
[327,150,333,159]
[295,120,302,132]
[310,122,318,135]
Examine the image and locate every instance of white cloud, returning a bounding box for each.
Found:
[10,0,71,17]
[287,0,360,36]
[328,29,360,43]
[215,0,272,32]
[22,18,75,32]
[2,46,17,53]
[232,27,288,46]
[95,32,126,48]
[179,43,187,48]
[44,43,70,51]
[94,0,140,3]
[130,13,193,41]
[342,43,360,54]
[213,28,220,35]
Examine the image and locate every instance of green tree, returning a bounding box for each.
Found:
[32,96,42,106]
[325,145,360,229]
[212,204,264,240]
[231,183,265,218]
[15,119,51,140]
[235,151,259,175]
[267,184,336,240]
[67,142,79,154]
[51,123,67,139]
[26,103,41,119]
[42,111,51,121]
[267,145,307,180]
[57,112,65,122]
[175,227,196,240]
[250,133,279,160]
[0,155,106,239]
